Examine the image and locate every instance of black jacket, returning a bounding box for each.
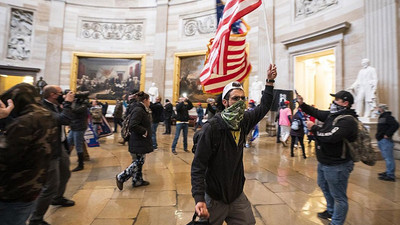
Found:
[300,103,358,165]
[191,85,273,204]
[69,102,88,131]
[150,102,164,123]
[42,100,73,158]
[164,102,173,119]
[376,111,399,141]
[175,100,193,122]
[128,103,153,154]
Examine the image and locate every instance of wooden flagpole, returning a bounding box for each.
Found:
[261,0,273,64]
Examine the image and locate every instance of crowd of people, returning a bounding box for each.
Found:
[0,61,399,225]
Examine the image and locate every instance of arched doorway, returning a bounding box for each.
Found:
[294,49,335,110]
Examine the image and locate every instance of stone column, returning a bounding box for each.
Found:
[44,0,66,85]
[365,0,400,158]
[152,0,169,99]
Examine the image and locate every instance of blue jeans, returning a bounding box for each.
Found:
[378,138,395,178]
[171,123,188,151]
[317,160,354,225]
[68,130,85,154]
[0,200,35,225]
[151,122,159,149]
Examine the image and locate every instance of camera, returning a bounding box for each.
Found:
[75,91,90,99]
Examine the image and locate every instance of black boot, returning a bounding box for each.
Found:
[72,153,84,172]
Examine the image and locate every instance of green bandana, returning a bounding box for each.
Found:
[221,100,246,130]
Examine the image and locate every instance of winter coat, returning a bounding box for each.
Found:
[42,99,73,158]
[163,102,173,119]
[175,100,193,122]
[128,103,153,154]
[150,102,164,123]
[300,103,358,165]
[376,111,399,141]
[191,85,274,204]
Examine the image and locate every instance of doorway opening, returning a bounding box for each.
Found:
[0,74,34,94]
[294,49,335,110]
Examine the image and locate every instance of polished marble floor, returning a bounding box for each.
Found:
[44,127,400,225]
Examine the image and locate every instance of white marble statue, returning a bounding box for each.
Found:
[148,82,159,103]
[249,76,264,104]
[348,58,378,118]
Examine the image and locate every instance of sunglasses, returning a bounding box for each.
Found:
[232,81,242,87]
[230,96,247,101]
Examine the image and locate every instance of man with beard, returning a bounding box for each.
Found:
[191,64,277,224]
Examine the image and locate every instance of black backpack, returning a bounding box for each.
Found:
[192,119,220,154]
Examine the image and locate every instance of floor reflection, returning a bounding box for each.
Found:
[44,128,400,225]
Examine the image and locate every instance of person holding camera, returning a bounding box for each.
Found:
[171,97,193,155]
[29,85,75,225]
[68,91,90,172]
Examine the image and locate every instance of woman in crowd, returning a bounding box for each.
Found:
[115,91,153,190]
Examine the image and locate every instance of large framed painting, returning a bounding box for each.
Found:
[70,52,146,101]
[173,51,249,105]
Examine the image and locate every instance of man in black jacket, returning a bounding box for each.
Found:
[30,85,75,225]
[297,90,358,225]
[191,64,277,224]
[375,104,399,182]
[171,97,193,155]
[163,99,173,134]
[150,97,164,150]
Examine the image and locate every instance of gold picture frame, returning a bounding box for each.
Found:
[70,52,146,103]
[173,51,249,106]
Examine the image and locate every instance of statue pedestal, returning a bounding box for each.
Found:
[359,117,378,145]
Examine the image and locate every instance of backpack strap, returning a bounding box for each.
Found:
[332,115,358,159]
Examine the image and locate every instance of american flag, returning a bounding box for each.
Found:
[200,0,262,94]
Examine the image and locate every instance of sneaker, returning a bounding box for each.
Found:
[116,175,123,190]
[378,172,387,177]
[317,210,332,219]
[378,175,395,182]
[51,197,75,207]
[184,149,189,152]
[133,180,150,187]
[172,150,178,155]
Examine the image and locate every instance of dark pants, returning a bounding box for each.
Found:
[114,117,123,132]
[151,122,159,149]
[290,135,306,157]
[30,159,59,223]
[205,192,255,225]
[53,145,71,201]
[164,118,171,134]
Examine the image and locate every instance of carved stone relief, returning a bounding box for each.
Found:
[295,0,338,19]
[79,19,144,40]
[183,14,217,37]
[6,8,33,61]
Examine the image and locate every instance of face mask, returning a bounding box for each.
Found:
[56,95,64,104]
[329,101,346,113]
[221,100,246,130]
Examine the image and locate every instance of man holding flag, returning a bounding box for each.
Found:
[191,64,276,224]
